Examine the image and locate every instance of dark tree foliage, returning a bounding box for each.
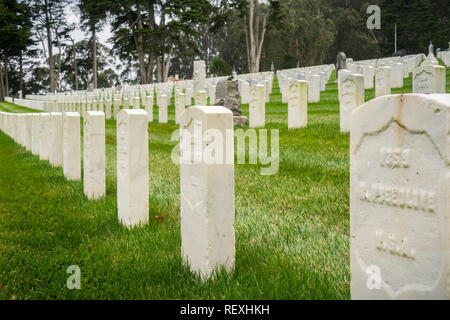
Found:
[210,56,232,76]
[378,0,449,55]
[8,0,450,93]
[0,0,34,99]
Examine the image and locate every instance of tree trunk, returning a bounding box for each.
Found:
[92,25,97,89]
[136,6,148,84]
[0,64,5,101]
[156,5,166,83]
[45,0,55,92]
[56,36,62,90]
[163,46,173,82]
[156,57,163,83]
[147,0,156,83]
[19,51,24,94]
[148,58,154,83]
[246,0,270,73]
[244,24,251,72]
[248,0,256,73]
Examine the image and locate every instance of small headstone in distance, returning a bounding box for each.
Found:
[215,79,226,101]
[336,52,347,80]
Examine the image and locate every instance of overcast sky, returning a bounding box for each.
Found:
[64,4,113,48]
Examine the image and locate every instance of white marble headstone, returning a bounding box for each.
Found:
[117,109,149,228]
[180,105,235,280]
[351,94,450,299]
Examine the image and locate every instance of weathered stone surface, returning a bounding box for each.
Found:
[375,66,392,97]
[144,94,153,122]
[213,98,225,106]
[363,66,375,89]
[209,85,216,107]
[193,60,206,94]
[129,96,135,109]
[159,94,169,123]
[233,116,249,127]
[117,109,149,228]
[240,81,250,104]
[185,87,193,106]
[413,65,446,94]
[175,91,186,124]
[350,94,450,299]
[180,105,235,280]
[421,52,439,66]
[288,80,308,129]
[224,78,248,126]
[339,73,364,132]
[13,114,17,139]
[216,80,227,100]
[63,112,81,180]
[336,52,347,80]
[391,63,404,89]
[338,69,352,102]
[402,61,409,78]
[96,99,102,112]
[195,91,207,106]
[16,114,24,145]
[308,74,321,103]
[84,111,106,200]
[31,113,40,155]
[224,78,242,117]
[105,99,112,119]
[49,112,63,167]
[319,71,326,91]
[264,80,270,103]
[133,96,141,109]
[249,84,265,128]
[23,114,33,151]
[113,98,120,119]
[280,77,289,103]
[39,113,51,161]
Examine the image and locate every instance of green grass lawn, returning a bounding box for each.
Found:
[0,63,449,300]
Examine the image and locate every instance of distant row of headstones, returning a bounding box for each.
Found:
[338,52,447,133]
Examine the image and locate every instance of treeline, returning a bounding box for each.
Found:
[0,0,448,97]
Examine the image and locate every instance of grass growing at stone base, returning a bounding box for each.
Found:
[0,66,448,300]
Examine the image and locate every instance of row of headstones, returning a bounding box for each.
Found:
[437,51,450,68]
[0,111,100,190]
[247,78,308,129]
[33,83,279,131]
[338,53,447,133]
[277,64,335,104]
[32,90,210,125]
[248,50,445,134]
[23,59,275,123]
[347,54,424,90]
[26,82,156,102]
[0,106,234,281]
[31,59,272,109]
[241,77,274,105]
[23,78,236,118]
